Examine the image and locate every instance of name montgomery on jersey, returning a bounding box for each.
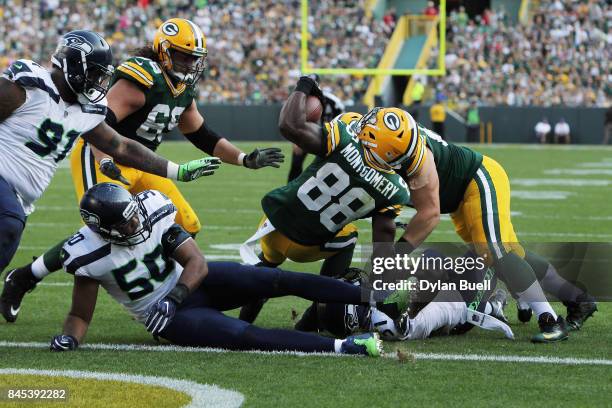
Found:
[340,142,402,200]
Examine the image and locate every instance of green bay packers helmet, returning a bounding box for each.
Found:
[153,18,207,86]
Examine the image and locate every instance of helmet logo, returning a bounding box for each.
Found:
[383,112,401,131]
[122,201,138,219]
[62,35,94,55]
[80,209,100,226]
[161,22,179,36]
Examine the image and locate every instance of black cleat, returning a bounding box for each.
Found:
[564,295,597,331]
[516,302,533,323]
[531,312,569,343]
[0,268,39,323]
[488,289,509,323]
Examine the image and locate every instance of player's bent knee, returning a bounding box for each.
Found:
[0,215,25,269]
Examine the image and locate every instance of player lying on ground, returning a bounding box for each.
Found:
[48,183,419,356]
[295,250,513,341]
[239,76,412,322]
[0,30,220,308]
[356,107,596,341]
[1,19,284,323]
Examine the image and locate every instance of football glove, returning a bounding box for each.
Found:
[99,158,131,186]
[243,148,285,169]
[50,334,78,352]
[294,76,324,104]
[145,298,177,336]
[177,157,221,181]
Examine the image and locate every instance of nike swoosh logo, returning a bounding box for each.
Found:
[14,63,22,69]
[542,332,561,340]
[5,270,15,283]
[10,305,20,316]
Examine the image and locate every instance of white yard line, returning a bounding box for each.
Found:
[0,342,610,366]
[0,368,244,408]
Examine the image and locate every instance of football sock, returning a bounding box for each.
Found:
[31,257,49,280]
[32,239,66,279]
[517,281,557,319]
[525,250,583,302]
[319,244,355,277]
[334,339,344,353]
[287,151,305,182]
[494,252,556,319]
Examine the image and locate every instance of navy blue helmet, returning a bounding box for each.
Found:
[80,183,151,246]
[51,30,114,104]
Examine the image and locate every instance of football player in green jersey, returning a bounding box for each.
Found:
[1,18,284,324]
[239,76,414,323]
[389,119,595,341]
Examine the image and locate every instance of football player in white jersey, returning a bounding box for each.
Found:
[50,183,391,356]
[0,30,221,315]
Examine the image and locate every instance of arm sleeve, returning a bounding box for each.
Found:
[182,121,222,156]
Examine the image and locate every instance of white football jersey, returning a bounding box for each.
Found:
[60,190,183,323]
[0,59,107,214]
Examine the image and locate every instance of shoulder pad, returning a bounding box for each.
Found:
[2,59,60,103]
[61,229,111,276]
[136,190,177,227]
[115,57,160,89]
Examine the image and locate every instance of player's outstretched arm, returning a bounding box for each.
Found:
[50,276,99,352]
[81,122,220,182]
[400,150,441,249]
[0,78,26,124]
[279,77,326,156]
[179,101,284,169]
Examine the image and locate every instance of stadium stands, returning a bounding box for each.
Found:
[0,0,609,108]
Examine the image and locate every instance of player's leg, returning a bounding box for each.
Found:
[134,173,201,236]
[161,305,381,356]
[287,144,307,182]
[525,249,597,330]
[459,156,567,342]
[0,176,29,322]
[318,223,358,277]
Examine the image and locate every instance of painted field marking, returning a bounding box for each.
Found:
[511,178,611,187]
[0,368,244,408]
[1,342,611,367]
[544,169,612,176]
[511,190,574,200]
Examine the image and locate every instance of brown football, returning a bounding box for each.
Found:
[305,96,323,122]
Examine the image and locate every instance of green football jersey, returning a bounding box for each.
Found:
[111,57,196,151]
[262,115,411,246]
[402,124,483,214]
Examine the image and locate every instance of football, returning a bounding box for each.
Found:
[306,95,323,122]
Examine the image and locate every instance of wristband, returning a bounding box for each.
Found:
[167,162,179,180]
[167,283,190,305]
[238,152,246,166]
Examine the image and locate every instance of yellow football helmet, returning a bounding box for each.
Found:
[356,107,423,170]
[153,18,207,86]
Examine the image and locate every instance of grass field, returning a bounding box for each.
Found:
[1,142,611,407]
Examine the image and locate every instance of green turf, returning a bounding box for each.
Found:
[1,142,611,407]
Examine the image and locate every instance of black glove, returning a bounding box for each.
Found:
[50,334,78,352]
[243,148,285,169]
[99,158,131,186]
[294,76,324,104]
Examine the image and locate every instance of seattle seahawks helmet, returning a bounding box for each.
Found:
[51,30,114,104]
[80,183,151,246]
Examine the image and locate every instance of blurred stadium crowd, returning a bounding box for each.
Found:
[430,0,610,109]
[0,0,609,107]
